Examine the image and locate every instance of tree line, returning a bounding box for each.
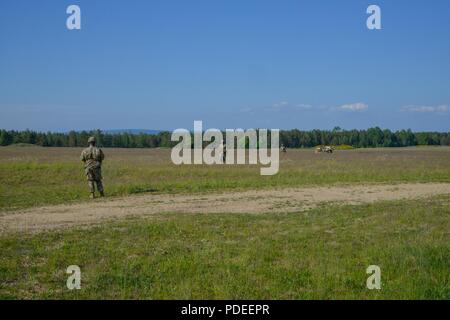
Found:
[0,127,449,148]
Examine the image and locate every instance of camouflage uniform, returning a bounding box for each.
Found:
[81,137,105,198]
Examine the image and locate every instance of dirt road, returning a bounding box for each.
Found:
[1,183,449,234]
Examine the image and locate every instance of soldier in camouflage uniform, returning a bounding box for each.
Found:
[80,136,105,198]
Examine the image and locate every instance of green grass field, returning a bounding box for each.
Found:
[1,146,449,211]
[0,146,449,299]
[1,196,449,299]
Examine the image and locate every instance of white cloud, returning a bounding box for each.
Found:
[271,101,313,110]
[338,102,368,112]
[242,101,368,114]
[402,104,450,114]
[272,101,289,108]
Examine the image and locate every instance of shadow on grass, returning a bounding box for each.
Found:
[128,187,159,194]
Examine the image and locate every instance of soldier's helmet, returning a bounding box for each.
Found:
[87,136,96,144]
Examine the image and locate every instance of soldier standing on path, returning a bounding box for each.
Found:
[80,136,105,198]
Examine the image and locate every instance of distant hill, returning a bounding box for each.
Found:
[103,129,163,135]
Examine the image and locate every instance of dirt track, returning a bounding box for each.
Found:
[1,183,449,234]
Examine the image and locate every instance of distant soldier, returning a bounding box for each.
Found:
[222,143,227,163]
[80,136,105,198]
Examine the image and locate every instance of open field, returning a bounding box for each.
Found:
[0,146,449,299]
[1,146,450,211]
[1,196,449,299]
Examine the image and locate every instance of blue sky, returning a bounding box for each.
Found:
[1,0,449,132]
